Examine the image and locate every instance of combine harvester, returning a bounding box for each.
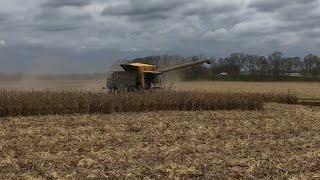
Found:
[106,59,211,92]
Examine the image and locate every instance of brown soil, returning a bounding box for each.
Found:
[1,103,319,179]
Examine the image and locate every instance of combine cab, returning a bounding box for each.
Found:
[106,60,211,92]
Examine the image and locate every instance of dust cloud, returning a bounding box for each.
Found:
[3,56,108,91]
[0,74,105,91]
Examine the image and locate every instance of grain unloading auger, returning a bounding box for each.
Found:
[106,59,211,92]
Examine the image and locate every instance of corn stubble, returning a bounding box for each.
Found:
[0,103,319,179]
[0,90,297,117]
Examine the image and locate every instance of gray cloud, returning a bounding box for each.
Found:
[0,0,320,73]
[42,0,90,8]
[249,0,318,12]
[100,0,192,22]
[36,24,80,32]
[275,2,320,21]
[183,3,239,16]
[249,0,289,12]
[0,13,9,21]
[102,0,189,16]
[33,4,92,32]
[129,13,170,21]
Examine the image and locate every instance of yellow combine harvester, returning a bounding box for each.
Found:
[106,59,211,92]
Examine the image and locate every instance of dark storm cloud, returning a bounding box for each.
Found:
[275,2,319,21]
[42,0,91,8]
[36,24,79,32]
[247,0,320,39]
[35,7,92,21]
[1,0,320,73]
[267,0,320,33]
[33,5,92,32]
[0,13,9,22]
[249,0,289,12]
[249,0,318,12]
[35,8,62,21]
[102,0,189,16]
[129,13,170,21]
[183,4,239,16]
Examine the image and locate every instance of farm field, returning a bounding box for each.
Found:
[175,81,320,99]
[1,103,319,179]
[0,79,319,178]
[1,79,320,98]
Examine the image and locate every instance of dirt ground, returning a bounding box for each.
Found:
[0,103,319,179]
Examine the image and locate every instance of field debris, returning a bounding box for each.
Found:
[0,90,297,117]
[0,103,319,179]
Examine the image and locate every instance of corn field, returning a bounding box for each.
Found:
[0,90,298,117]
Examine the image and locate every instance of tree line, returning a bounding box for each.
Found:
[207,52,320,79]
[122,52,320,81]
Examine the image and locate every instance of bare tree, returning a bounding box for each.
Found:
[268,52,283,77]
[303,54,318,77]
[256,56,268,77]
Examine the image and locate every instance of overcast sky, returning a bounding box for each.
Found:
[0,0,320,73]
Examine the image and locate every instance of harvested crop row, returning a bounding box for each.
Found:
[1,103,319,179]
[0,90,297,117]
